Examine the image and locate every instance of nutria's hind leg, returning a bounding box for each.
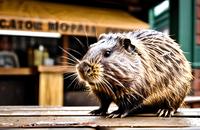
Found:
[125,102,176,117]
[151,100,179,117]
[143,87,186,117]
[154,97,183,117]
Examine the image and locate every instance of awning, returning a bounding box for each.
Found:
[0,0,149,36]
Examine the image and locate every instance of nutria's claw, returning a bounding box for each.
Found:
[157,109,175,117]
[90,109,106,116]
[107,113,121,118]
[107,110,127,118]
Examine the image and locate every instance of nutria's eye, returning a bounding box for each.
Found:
[104,50,112,57]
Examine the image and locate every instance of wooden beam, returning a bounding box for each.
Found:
[0,67,34,75]
[38,65,75,73]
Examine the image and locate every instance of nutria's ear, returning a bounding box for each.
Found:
[122,38,136,54]
[98,33,106,40]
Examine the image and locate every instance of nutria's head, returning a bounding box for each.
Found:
[76,33,143,89]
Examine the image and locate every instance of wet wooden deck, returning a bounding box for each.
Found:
[0,106,200,129]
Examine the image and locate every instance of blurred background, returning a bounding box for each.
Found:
[0,0,199,107]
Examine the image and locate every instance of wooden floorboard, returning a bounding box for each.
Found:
[0,106,199,128]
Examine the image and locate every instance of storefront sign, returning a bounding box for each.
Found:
[0,18,128,36]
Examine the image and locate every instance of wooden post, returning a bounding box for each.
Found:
[39,66,64,106]
[62,35,69,65]
[39,35,70,106]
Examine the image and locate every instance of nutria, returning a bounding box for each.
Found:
[76,29,192,118]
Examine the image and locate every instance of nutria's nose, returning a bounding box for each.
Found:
[82,61,91,73]
[78,61,91,74]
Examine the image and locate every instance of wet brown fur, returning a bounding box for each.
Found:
[76,29,193,117]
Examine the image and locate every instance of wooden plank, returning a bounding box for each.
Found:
[0,116,199,128]
[185,96,200,104]
[0,106,99,110]
[0,67,34,75]
[0,106,199,128]
[0,106,200,117]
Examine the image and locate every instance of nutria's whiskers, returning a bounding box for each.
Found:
[102,72,145,99]
[103,73,126,89]
[64,73,77,80]
[101,78,115,98]
[83,27,90,49]
[59,46,80,63]
[97,82,109,95]
[67,75,78,88]
[72,36,88,52]
[61,56,78,64]
[65,48,83,57]
[65,62,77,66]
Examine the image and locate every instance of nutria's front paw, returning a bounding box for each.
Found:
[90,108,106,116]
[157,109,175,117]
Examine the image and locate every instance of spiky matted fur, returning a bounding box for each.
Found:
[76,29,193,118]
